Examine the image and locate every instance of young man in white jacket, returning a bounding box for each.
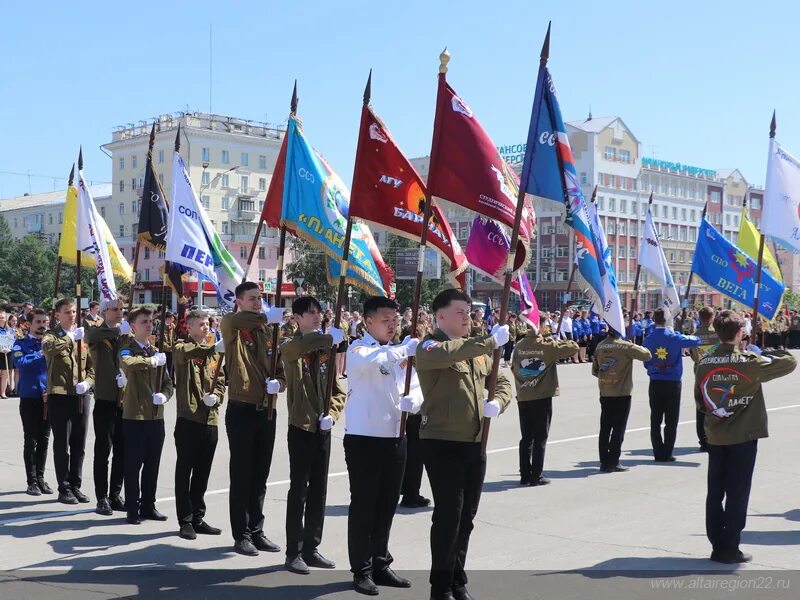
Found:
[344,296,422,596]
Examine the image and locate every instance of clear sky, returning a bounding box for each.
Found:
[1,0,798,199]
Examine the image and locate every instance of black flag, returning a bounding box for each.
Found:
[137,131,169,251]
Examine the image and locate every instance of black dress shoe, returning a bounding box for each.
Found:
[530,476,551,486]
[109,496,125,511]
[96,498,113,516]
[613,465,629,472]
[519,477,531,486]
[37,481,54,495]
[373,567,411,588]
[26,483,42,496]
[252,534,281,552]
[193,520,222,535]
[179,523,197,540]
[712,550,753,564]
[430,592,456,600]
[71,488,91,503]
[400,495,431,508]
[58,489,79,505]
[599,464,613,473]
[126,511,142,525]
[354,575,379,595]
[140,507,168,521]
[453,586,475,600]
[234,539,258,556]
[303,550,336,569]
[286,554,311,574]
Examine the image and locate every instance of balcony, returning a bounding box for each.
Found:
[233,195,258,221]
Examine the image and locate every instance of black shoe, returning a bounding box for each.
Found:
[613,465,629,472]
[71,488,90,503]
[193,520,222,535]
[654,455,676,462]
[373,567,411,588]
[253,534,281,552]
[453,586,475,600]
[140,507,168,521]
[285,554,310,574]
[400,495,431,508]
[519,476,531,486]
[58,489,79,505]
[109,496,125,511]
[37,481,53,495]
[599,464,613,473]
[126,511,142,525]
[179,523,197,540]
[430,592,456,600]
[530,476,551,486]
[712,550,753,564]
[26,483,42,496]
[234,539,258,556]
[96,498,113,516]
[354,575,380,595]
[303,550,336,569]
[699,443,709,452]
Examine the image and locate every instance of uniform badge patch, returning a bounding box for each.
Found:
[422,340,440,352]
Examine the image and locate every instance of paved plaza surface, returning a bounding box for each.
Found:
[1,355,799,599]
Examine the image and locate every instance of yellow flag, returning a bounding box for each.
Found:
[737,207,782,283]
[58,184,133,281]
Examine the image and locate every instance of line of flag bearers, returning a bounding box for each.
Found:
[11,286,799,598]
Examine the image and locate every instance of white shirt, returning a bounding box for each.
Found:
[344,332,423,438]
[560,316,573,336]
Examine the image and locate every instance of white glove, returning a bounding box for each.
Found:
[152,392,168,405]
[115,370,127,389]
[329,327,345,346]
[712,407,732,418]
[68,327,85,342]
[746,344,763,355]
[214,338,225,353]
[490,324,510,348]
[266,379,281,395]
[151,352,167,367]
[202,393,218,407]
[264,306,285,325]
[75,380,91,395]
[318,413,334,431]
[483,399,501,419]
[400,395,420,414]
[402,336,419,356]
[118,321,132,335]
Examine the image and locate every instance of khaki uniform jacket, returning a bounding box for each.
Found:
[470,320,485,337]
[220,311,286,407]
[173,340,226,426]
[512,334,579,401]
[119,338,175,421]
[42,326,95,396]
[695,343,797,445]
[415,329,512,443]
[591,336,652,397]
[86,323,126,402]
[689,324,719,364]
[280,332,346,432]
[82,314,104,329]
[161,325,176,352]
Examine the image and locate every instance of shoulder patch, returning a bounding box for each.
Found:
[422,340,440,352]
[14,351,23,357]
[120,349,132,357]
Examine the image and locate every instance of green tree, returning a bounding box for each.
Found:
[783,290,800,310]
[285,237,336,304]
[0,234,57,305]
[0,215,14,301]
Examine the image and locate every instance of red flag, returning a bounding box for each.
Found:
[350,105,468,287]
[428,73,535,275]
[261,134,289,231]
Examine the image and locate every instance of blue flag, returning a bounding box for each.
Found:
[691,219,784,320]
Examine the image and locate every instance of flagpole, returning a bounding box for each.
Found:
[750,112,775,340]
[682,200,708,320]
[128,125,157,313]
[628,190,654,338]
[75,149,85,416]
[481,24,550,456]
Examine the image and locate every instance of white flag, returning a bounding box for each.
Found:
[76,170,117,301]
[638,210,680,319]
[586,202,625,336]
[763,138,800,253]
[165,152,244,311]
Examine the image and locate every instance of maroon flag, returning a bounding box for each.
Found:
[261,134,290,232]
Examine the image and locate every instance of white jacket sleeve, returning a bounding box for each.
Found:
[348,343,410,375]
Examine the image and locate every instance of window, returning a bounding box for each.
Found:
[556,270,568,282]
[660,178,668,194]
[259,177,267,191]
[241,153,249,167]
[221,150,230,164]
[202,147,210,162]
[607,222,616,235]
[259,155,267,169]
[258,269,267,282]
[619,246,626,258]
[144,247,150,259]
[222,196,230,210]
[158,149,164,164]
[710,190,721,203]
[58,212,62,224]
[680,228,687,241]
[131,178,137,190]
[580,172,587,185]
[681,208,687,221]
[725,214,731,226]
[630,223,638,236]
[619,149,630,163]
[598,196,605,210]
[541,247,552,258]
[671,207,677,220]
[734,215,739,227]
[201,195,210,209]
[258,247,266,259]
[608,245,615,258]
[202,171,210,186]
[222,221,229,234]
[604,146,617,160]
[119,225,125,237]
[132,200,138,215]
[619,222,627,235]
[751,196,761,209]
[631,200,637,215]
[619,199,627,214]
[221,174,229,188]
[119,202,125,215]
[556,245,568,258]
[608,197,616,212]
[690,209,697,222]
[240,175,249,192]
[119,157,125,170]
[119,180,125,192]
[618,271,626,283]
[132,155,138,169]
[608,174,617,188]
[240,246,247,258]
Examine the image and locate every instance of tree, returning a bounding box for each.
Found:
[0,234,57,305]
[285,237,336,304]
[783,290,800,310]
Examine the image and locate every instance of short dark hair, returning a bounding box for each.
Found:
[165,311,175,319]
[128,307,153,323]
[653,308,667,326]
[699,306,714,324]
[55,298,75,312]
[431,289,472,314]
[235,281,260,298]
[362,296,398,318]
[292,296,322,315]
[89,301,99,309]
[186,310,208,324]
[30,308,48,318]
[713,310,744,343]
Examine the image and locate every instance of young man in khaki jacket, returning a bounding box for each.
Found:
[690,306,719,452]
[280,296,346,575]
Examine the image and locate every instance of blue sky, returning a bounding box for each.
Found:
[1,0,798,198]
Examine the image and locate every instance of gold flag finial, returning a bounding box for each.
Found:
[439,47,450,74]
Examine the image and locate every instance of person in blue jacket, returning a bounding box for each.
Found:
[642,311,655,338]
[575,310,591,363]
[632,314,644,345]
[12,308,53,496]
[588,313,604,359]
[642,308,701,461]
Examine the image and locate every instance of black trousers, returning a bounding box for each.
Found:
[122,419,165,512]
[518,398,552,481]
[174,417,218,525]
[93,399,124,501]
[286,424,331,557]
[165,352,175,384]
[48,394,90,493]
[706,441,758,553]
[20,396,50,486]
[503,340,514,362]
[225,401,276,542]
[649,380,682,459]
[789,330,800,349]
[401,414,424,499]
[599,396,631,467]
[422,439,486,595]
[696,409,708,448]
[344,434,407,577]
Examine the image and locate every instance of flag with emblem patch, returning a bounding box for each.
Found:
[639,208,680,319]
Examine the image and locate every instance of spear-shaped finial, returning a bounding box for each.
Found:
[770,110,776,139]
[743,190,748,208]
[78,147,83,171]
[439,47,450,74]
[540,21,551,66]
[588,104,592,121]
[291,80,298,115]
[647,189,654,205]
[363,69,372,106]
[148,123,156,157]
[174,123,181,152]
[590,184,598,203]
[68,164,75,186]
